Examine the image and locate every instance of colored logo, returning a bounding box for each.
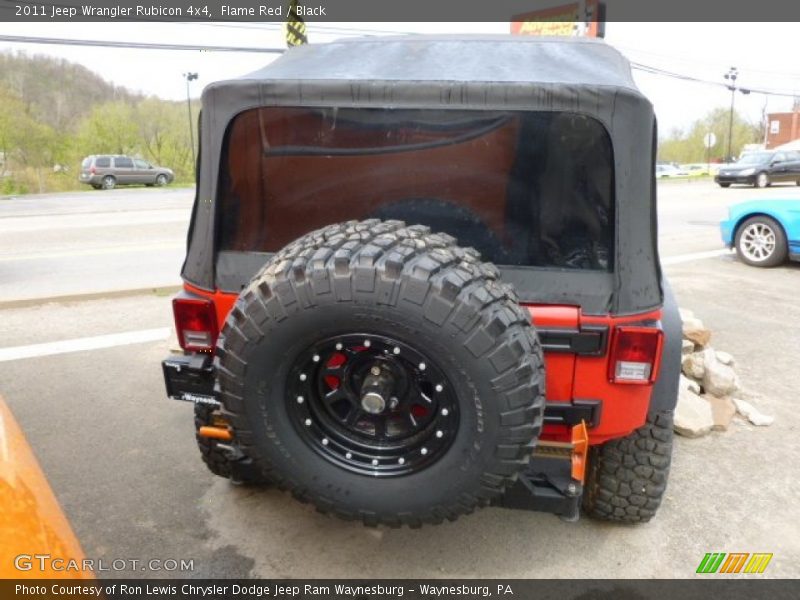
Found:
[696,553,773,574]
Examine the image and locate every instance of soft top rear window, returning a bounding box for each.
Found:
[218,107,614,271]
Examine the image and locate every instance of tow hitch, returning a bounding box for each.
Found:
[495,421,590,521]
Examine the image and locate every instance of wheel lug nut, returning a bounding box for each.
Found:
[441,408,449,416]
[345,452,352,459]
[312,354,320,362]
[421,447,428,455]
[436,430,443,438]
[364,340,371,347]
[299,373,307,381]
[419,362,426,371]
[435,384,443,392]
[372,459,379,466]
[297,396,304,404]
[336,343,343,350]
[322,438,329,446]
[393,347,401,355]
[304,419,312,426]
[370,366,381,376]
[398,457,405,465]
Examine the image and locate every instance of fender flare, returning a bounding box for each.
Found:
[649,277,681,415]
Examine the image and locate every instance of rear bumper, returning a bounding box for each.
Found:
[79,174,101,185]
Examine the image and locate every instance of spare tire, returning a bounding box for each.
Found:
[216,220,545,526]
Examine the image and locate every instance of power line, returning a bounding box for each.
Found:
[631,62,800,98]
[0,34,284,53]
[617,44,800,81]
[1,32,798,99]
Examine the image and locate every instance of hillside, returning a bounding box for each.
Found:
[0,51,141,133]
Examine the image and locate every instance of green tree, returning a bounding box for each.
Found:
[76,101,139,156]
[658,107,763,163]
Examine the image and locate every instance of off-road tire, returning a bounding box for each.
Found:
[582,411,673,523]
[194,403,269,484]
[215,219,546,526]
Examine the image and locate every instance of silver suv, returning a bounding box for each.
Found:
[79,155,174,190]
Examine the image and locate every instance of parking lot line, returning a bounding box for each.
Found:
[661,249,733,265]
[0,328,169,362]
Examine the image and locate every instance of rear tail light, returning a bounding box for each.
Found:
[90,166,96,174]
[608,326,663,384]
[173,295,218,352]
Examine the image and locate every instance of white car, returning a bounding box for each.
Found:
[656,164,690,178]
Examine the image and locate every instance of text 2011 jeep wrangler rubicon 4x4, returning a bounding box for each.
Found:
[163,36,681,525]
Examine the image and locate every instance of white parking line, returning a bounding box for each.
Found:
[661,249,733,265]
[0,328,170,363]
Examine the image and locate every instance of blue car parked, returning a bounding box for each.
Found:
[720,199,800,267]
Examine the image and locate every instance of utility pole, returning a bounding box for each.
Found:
[183,72,199,177]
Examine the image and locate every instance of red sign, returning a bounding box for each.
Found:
[511,0,604,38]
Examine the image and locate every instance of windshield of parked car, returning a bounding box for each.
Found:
[736,152,772,165]
[218,107,616,271]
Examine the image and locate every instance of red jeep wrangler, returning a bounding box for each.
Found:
[163,36,681,525]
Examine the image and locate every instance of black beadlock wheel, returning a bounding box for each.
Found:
[215,219,546,526]
[287,333,460,477]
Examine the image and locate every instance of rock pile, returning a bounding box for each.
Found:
[674,309,773,438]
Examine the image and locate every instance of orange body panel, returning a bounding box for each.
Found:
[0,397,90,579]
[183,283,662,447]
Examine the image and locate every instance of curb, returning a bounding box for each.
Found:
[0,285,182,309]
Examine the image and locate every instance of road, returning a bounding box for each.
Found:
[0,188,192,304]
[1,181,799,578]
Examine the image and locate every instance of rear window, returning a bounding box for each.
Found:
[81,157,92,168]
[114,156,134,169]
[94,156,110,168]
[218,107,614,271]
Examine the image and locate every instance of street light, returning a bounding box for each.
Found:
[724,67,738,162]
[723,67,751,162]
[183,72,199,177]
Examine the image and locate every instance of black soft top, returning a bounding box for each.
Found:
[184,36,662,315]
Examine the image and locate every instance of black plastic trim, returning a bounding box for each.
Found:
[544,399,601,428]
[494,455,581,519]
[648,277,681,415]
[538,325,608,356]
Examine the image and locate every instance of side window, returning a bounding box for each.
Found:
[95,156,110,168]
[134,159,150,169]
[114,157,134,169]
[773,153,786,163]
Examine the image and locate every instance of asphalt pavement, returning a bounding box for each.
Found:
[1,180,799,578]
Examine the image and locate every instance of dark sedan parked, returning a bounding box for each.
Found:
[715,151,800,188]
